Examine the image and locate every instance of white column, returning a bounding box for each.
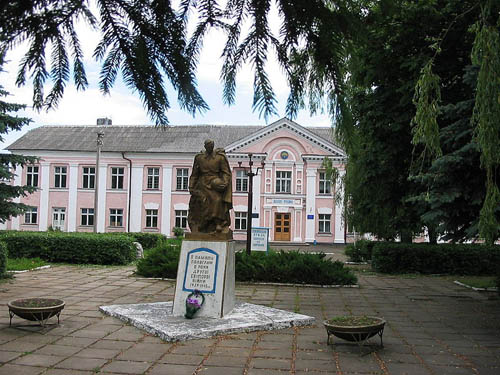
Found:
[39,162,50,231]
[293,209,302,242]
[11,165,23,230]
[252,173,261,227]
[161,166,173,235]
[67,163,79,232]
[97,163,107,232]
[334,169,345,243]
[129,164,144,232]
[305,168,316,242]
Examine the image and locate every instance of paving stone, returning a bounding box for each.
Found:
[160,353,204,365]
[198,366,244,375]
[89,340,134,350]
[43,369,92,375]
[74,348,121,359]
[101,359,152,374]
[0,350,22,363]
[54,357,108,371]
[203,355,248,367]
[53,336,97,348]
[0,364,45,375]
[250,357,291,370]
[12,354,65,367]
[384,362,433,374]
[148,363,199,375]
[116,348,164,362]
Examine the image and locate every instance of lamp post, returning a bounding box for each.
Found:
[94,131,104,233]
[238,154,265,255]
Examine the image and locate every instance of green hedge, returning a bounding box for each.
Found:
[345,240,377,262]
[371,242,500,275]
[0,232,136,265]
[137,242,357,285]
[120,232,166,250]
[0,241,7,277]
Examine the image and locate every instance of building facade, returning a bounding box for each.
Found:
[3,118,347,243]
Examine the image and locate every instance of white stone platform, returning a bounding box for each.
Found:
[99,301,315,342]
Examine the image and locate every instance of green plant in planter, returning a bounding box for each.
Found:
[173,227,184,238]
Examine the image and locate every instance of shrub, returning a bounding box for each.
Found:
[345,240,376,262]
[0,232,136,265]
[172,227,184,238]
[136,243,357,285]
[0,241,7,277]
[127,233,166,250]
[371,242,500,275]
[136,239,182,278]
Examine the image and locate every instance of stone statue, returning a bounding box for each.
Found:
[187,139,233,239]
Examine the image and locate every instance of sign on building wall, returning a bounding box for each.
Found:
[251,227,269,252]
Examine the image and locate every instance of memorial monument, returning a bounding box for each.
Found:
[172,140,236,318]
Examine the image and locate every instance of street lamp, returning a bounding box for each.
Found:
[94,131,104,233]
[238,154,265,255]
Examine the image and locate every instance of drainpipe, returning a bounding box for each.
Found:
[121,152,132,233]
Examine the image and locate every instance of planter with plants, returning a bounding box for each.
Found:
[8,298,65,327]
[323,315,385,347]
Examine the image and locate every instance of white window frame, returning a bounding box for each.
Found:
[145,209,158,228]
[319,172,331,194]
[80,208,94,226]
[175,210,188,228]
[82,167,96,189]
[318,214,331,233]
[26,166,39,187]
[24,207,38,224]
[276,171,292,193]
[54,166,67,188]
[235,211,247,230]
[111,167,124,189]
[235,170,248,192]
[147,167,160,190]
[176,168,189,191]
[109,208,124,227]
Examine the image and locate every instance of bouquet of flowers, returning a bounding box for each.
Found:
[185,290,205,319]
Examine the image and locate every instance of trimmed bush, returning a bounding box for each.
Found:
[0,241,7,277]
[136,242,358,285]
[0,232,136,265]
[371,242,500,275]
[136,238,182,278]
[126,233,166,250]
[345,240,377,262]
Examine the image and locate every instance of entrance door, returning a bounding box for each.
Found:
[52,208,66,231]
[274,213,291,241]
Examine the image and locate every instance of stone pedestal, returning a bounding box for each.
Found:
[172,240,235,318]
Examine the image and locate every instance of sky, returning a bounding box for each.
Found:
[1,3,332,151]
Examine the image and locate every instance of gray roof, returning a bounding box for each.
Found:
[7,122,337,153]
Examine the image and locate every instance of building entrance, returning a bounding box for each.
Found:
[274,213,291,241]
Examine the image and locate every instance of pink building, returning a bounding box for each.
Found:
[3,118,347,243]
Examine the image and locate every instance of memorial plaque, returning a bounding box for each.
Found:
[183,248,218,293]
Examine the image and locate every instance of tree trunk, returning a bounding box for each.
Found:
[428,227,438,244]
[400,230,412,243]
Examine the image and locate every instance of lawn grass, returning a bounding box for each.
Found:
[7,257,48,271]
[455,276,496,289]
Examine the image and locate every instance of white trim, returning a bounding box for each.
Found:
[39,162,50,231]
[144,202,159,210]
[317,207,332,214]
[293,209,302,242]
[334,169,345,243]
[252,173,261,227]
[67,163,79,231]
[161,166,172,235]
[11,165,22,230]
[305,168,316,242]
[233,205,247,212]
[129,165,143,232]
[97,164,107,232]
[174,203,189,210]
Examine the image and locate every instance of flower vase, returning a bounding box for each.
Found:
[185,290,205,319]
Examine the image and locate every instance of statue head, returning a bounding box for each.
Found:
[204,139,214,153]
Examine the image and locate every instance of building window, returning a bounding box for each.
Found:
[54,166,67,188]
[109,208,124,227]
[24,207,37,224]
[234,212,247,230]
[276,171,292,193]
[145,209,158,228]
[52,207,66,230]
[176,168,189,190]
[235,170,248,192]
[147,167,160,189]
[81,208,94,226]
[175,210,188,228]
[26,166,39,187]
[319,172,331,194]
[318,214,331,233]
[111,167,124,189]
[82,167,95,189]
